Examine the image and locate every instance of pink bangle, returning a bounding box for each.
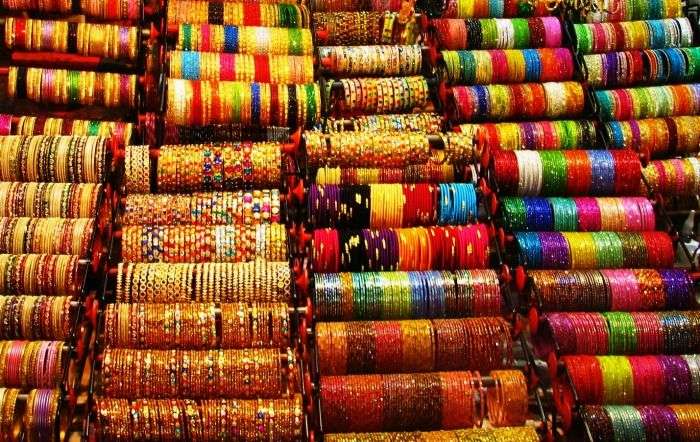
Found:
[575,197,602,231]
[542,17,562,47]
[0,115,12,135]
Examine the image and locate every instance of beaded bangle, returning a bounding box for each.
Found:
[0,183,101,218]
[115,261,291,303]
[314,11,419,46]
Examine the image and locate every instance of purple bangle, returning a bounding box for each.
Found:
[0,114,12,135]
[659,355,692,403]
[538,232,570,269]
[659,269,694,310]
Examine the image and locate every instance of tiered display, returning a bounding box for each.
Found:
[1,0,699,440]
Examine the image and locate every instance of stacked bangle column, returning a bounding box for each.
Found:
[307,2,540,440]
[91,0,318,439]
[0,135,109,440]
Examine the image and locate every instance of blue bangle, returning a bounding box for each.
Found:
[251,83,261,127]
[438,184,452,225]
[409,271,427,318]
[224,25,239,54]
[524,197,554,231]
[428,270,446,318]
[515,232,543,267]
[182,51,200,80]
[587,150,615,195]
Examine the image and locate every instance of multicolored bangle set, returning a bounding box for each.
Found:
[4,18,139,61]
[582,0,682,22]
[165,79,320,127]
[501,196,656,232]
[460,119,597,150]
[120,223,288,263]
[314,270,502,321]
[515,231,675,269]
[451,81,586,121]
[168,52,314,84]
[596,84,700,121]
[564,354,700,405]
[0,217,94,256]
[537,311,700,356]
[176,24,314,55]
[0,254,81,296]
[321,370,527,433]
[317,317,513,374]
[580,404,700,442]
[8,67,137,109]
[584,48,700,88]
[122,191,281,226]
[574,18,694,53]
[0,296,73,341]
[529,268,695,312]
[309,183,478,228]
[325,113,444,133]
[0,135,107,184]
[604,116,700,157]
[0,114,133,149]
[167,1,309,27]
[313,11,420,46]
[442,48,575,84]
[643,157,700,196]
[1,0,141,20]
[0,182,102,219]
[493,150,641,196]
[313,225,490,272]
[430,17,563,50]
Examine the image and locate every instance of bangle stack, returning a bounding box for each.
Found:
[313,225,490,272]
[574,18,693,54]
[103,302,291,349]
[4,18,140,61]
[430,17,563,50]
[0,182,102,218]
[167,2,309,27]
[325,427,540,441]
[314,12,420,45]
[309,183,478,228]
[0,114,133,150]
[581,404,700,441]
[563,354,700,404]
[493,150,642,196]
[459,119,598,150]
[0,217,94,256]
[536,311,700,356]
[120,224,288,263]
[604,116,700,157]
[515,231,675,269]
[95,395,304,440]
[642,157,700,196]
[317,318,513,374]
[314,270,502,320]
[8,67,137,109]
[501,196,656,232]
[529,268,695,311]
[321,370,528,432]
[176,24,314,55]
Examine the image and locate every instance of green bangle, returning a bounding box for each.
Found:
[603,312,638,355]
[230,82,242,123]
[68,70,80,105]
[87,120,101,136]
[539,151,567,195]
[305,84,318,128]
[592,232,624,268]
[549,197,578,231]
[288,28,302,56]
[481,19,498,49]
[181,24,192,51]
[501,197,527,231]
[574,24,592,54]
[512,18,530,49]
